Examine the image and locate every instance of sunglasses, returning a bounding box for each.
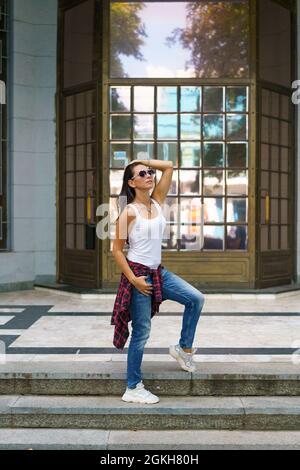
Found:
[130,169,156,180]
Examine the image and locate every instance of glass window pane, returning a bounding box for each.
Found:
[179,170,201,195]
[203,115,224,140]
[76,224,85,249]
[281,225,288,250]
[226,87,248,112]
[227,198,247,223]
[180,197,202,224]
[259,0,291,88]
[165,169,178,194]
[271,172,279,197]
[180,87,201,112]
[110,86,131,112]
[157,114,178,140]
[180,142,201,167]
[281,173,288,198]
[203,143,224,167]
[76,199,85,223]
[271,92,280,118]
[280,121,289,147]
[157,142,177,165]
[157,87,178,112]
[110,143,131,168]
[203,198,224,223]
[281,147,289,172]
[227,170,248,196]
[179,225,203,250]
[110,2,249,79]
[66,173,75,197]
[110,115,131,139]
[162,224,178,250]
[226,225,247,250]
[203,86,224,112]
[133,114,154,139]
[110,170,124,195]
[66,199,75,223]
[64,1,94,88]
[271,225,279,250]
[203,226,224,250]
[133,86,154,112]
[76,145,85,171]
[270,145,279,171]
[271,198,279,224]
[227,143,247,168]
[66,224,75,249]
[261,225,269,251]
[226,114,247,140]
[280,199,288,225]
[281,95,289,120]
[76,172,85,197]
[181,115,201,140]
[203,170,224,196]
[163,197,179,223]
[261,144,269,170]
[271,119,279,145]
[66,147,75,172]
[133,142,154,160]
[261,117,270,142]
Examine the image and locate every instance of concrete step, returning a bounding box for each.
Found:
[1,428,300,450]
[1,362,300,396]
[1,395,300,430]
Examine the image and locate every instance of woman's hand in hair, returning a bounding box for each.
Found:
[132,275,153,296]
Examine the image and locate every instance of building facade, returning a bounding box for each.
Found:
[0,0,299,291]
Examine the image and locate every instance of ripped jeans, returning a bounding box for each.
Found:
[127,265,205,388]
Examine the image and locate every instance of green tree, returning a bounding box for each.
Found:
[110,3,147,77]
[166,1,249,78]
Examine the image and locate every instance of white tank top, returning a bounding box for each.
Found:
[127,197,167,269]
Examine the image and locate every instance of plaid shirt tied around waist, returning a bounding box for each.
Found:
[111,258,164,350]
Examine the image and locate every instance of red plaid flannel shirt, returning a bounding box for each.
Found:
[111,258,164,350]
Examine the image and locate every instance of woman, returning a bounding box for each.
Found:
[111,158,205,404]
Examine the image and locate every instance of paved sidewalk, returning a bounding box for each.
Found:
[0,287,300,364]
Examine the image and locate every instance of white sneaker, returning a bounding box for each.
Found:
[169,344,197,372]
[122,381,160,404]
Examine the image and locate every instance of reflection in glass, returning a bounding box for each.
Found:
[180,197,202,224]
[66,147,75,172]
[76,172,85,197]
[271,225,279,250]
[110,115,131,139]
[203,170,224,196]
[226,114,247,140]
[110,86,131,112]
[179,171,200,195]
[157,142,177,165]
[164,169,178,194]
[133,114,154,139]
[76,199,85,223]
[203,87,224,112]
[226,87,247,112]
[203,115,224,140]
[271,172,279,197]
[227,170,248,196]
[65,121,75,146]
[110,143,130,168]
[133,142,154,160]
[203,198,224,223]
[280,199,288,225]
[180,87,201,112]
[66,224,74,249]
[162,197,179,223]
[203,226,224,250]
[226,225,247,249]
[281,173,288,198]
[181,142,201,167]
[181,115,201,140]
[179,225,203,250]
[133,86,154,112]
[157,87,178,112]
[227,198,247,223]
[281,225,288,250]
[157,114,178,140]
[203,143,224,167]
[109,197,119,224]
[110,2,249,79]
[66,173,75,197]
[110,170,124,195]
[281,147,289,172]
[66,199,75,223]
[76,145,85,171]
[162,224,178,250]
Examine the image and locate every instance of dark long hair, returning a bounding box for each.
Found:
[116,162,142,220]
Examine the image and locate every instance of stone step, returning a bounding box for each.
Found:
[1,361,300,396]
[1,428,300,450]
[1,395,300,430]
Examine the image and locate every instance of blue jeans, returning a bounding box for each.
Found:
[127,266,205,388]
